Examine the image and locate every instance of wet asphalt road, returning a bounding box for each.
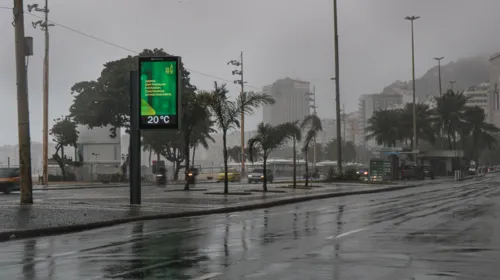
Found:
[2,178,500,280]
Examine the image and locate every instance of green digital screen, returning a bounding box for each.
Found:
[138,57,180,129]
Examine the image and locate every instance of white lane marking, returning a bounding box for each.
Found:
[192,272,223,280]
[326,227,368,240]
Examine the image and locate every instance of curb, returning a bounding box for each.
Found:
[0,176,491,242]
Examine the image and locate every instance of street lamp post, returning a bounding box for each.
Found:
[434,57,444,96]
[333,0,342,172]
[227,53,245,175]
[405,15,420,150]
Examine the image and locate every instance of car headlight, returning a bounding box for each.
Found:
[260,175,264,178]
[248,175,252,178]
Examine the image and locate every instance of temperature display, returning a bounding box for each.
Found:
[138,56,181,130]
[146,115,170,124]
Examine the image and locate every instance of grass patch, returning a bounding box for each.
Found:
[247,189,287,193]
[164,188,208,192]
[203,191,252,195]
[276,186,313,190]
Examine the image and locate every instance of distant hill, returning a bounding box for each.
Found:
[382,56,490,100]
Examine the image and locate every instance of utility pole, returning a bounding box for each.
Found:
[449,80,456,91]
[405,15,419,150]
[333,0,342,172]
[29,1,53,186]
[434,57,444,96]
[13,0,34,204]
[342,104,346,144]
[228,52,245,175]
[305,86,317,170]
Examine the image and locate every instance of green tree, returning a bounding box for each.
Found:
[49,116,79,180]
[69,48,197,179]
[366,109,404,147]
[227,145,263,164]
[461,106,499,165]
[200,82,274,194]
[181,91,214,190]
[324,139,357,162]
[301,114,323,187]
[248,123,292,192]
[400,103,436,146]
[434,90,469,149]
[279,121,302,188]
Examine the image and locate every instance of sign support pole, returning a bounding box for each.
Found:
[130,70,141,205]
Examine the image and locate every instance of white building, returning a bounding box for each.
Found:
[262,78,311,126]
[74,125,121,181]
[358,93,403,148]
[464,83,493,122]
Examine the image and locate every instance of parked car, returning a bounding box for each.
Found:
[422,165,435,179]
[247,168,274,183]
[356,167,369,181]
[216,168,241,182]
[0,167,20,194]
[401,165,424,180]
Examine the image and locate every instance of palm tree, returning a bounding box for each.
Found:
[462,106,499,165]
[247,123,292,192]
[401,103,436,146]
[189,118,216,167]
[301,114,323,188]
[279,121,302,188]
[434,90,469,149]
[200,82,275,194]
[366,109,404,147]
[227,146,242,162]
[181,91,213,190]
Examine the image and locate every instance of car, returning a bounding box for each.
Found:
[0,167,21,194]
[422,165,435,179]
[247,168,274,183]
[216,168,241,182]
[356,167,369,181]
[401,164,424,180]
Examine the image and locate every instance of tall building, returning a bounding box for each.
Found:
[262,78,311,126]
[489,53,500,127]
[358,93,403,147]
[464,83,493,121]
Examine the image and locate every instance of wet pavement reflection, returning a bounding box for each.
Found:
[2,179,500,279]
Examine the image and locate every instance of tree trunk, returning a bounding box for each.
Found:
[304,148,309,188]
[263,155,268,192]
[222,130,229,194]
[173,162,181,181]
[184,140,191,191]
[61,145,66,181]
[148,149,152,167]
[192,146,196,166]
[292,137,297,188]
[447,130,453,150]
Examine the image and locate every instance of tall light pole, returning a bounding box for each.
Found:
[449,80,456,91]
[434,57,444,96]
[405,15,419,150]
[333,0,342,172]
[228,52,245,175]
[29,1,53,186]
[305,86,317,170]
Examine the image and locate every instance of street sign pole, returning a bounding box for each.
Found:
[130,70,141,205]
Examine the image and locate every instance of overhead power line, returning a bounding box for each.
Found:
[20,11,262,90]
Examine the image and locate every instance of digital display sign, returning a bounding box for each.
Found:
[138,56,181,130]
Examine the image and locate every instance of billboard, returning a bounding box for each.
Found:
[138,56,181,130]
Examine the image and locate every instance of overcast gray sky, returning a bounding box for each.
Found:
[1,0,500,145]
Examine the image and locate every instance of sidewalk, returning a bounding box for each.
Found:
[0,176,489,242]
